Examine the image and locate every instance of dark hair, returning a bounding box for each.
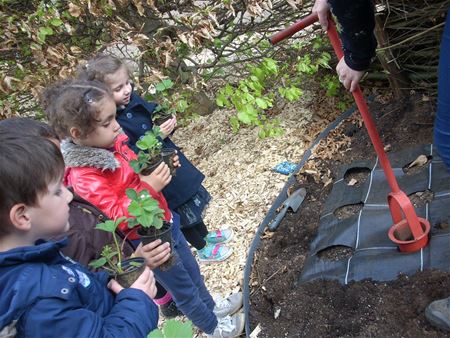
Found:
[0,117,60,141]
[0,131,65,234]
[77,53,131,83]
[41,79,113,139]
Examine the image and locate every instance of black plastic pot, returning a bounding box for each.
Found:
[114,257,146,288]
[138,221,175,271]
[140,157,163,176]
[153,114,173,126]
[161,148,177,176]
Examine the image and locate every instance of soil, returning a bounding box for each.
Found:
[249,93,450,337]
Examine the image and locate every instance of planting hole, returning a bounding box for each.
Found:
[343,167,371,186]
[402,155,432,175]
[334,202,364,220]
[407,190,434,208]
[433,219,449,231]
[317,245,354,261]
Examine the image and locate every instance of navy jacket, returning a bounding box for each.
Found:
[117,92,205,209]
[329,0,377,71]
[0,239,158,338]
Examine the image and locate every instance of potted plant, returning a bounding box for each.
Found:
[130,126,177,176]
[152,104,174,126]
[89,217,146,288]
[126,188,175,271]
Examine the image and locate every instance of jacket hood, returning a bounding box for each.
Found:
[61,134,129,170]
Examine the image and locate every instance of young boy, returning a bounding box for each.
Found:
[0,131,158,337]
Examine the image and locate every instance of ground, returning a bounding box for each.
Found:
[172,90,450,337]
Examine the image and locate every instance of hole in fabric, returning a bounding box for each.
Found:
[344,167,371,186]
[403,155,432,175]
[433,220,449,231]
[334,202,364,220]
[317,245,354,261]
[407,190,434,208]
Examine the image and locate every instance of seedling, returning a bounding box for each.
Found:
[89,216,137,274]
[126,188,165,230]
[130,126,163,175]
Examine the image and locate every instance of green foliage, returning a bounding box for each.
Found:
[147,319,193,338]
[145,79,190,119]
[130,126,163,174]
[216,58,289,138]
[126,188,165,230]
[89,217,127,273]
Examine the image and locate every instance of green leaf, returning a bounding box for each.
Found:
[163,320,193,338]
[126,188,138,201]
[255,98,268,109]
[95,220,118,233]
[89,257,107,268]
[147,329,164,338]
[49,18,63,27]
[128,201,143,217]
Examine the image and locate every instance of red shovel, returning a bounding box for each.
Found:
[269,13,430,252]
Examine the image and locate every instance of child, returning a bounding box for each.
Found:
[0,117,170,268]
[43,79,245,337]
[78,53,233,263]
[0,130,157,337]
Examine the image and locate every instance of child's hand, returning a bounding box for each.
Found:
[159,116,177,139]
[107,266,157,299]
[134,240,171,269]
[173,153,181,168]
[140,162,171,192]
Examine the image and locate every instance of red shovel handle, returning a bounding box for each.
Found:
[269,13,319,45]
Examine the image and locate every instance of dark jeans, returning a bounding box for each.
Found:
[181,221,208,249]
[154,218,217,334]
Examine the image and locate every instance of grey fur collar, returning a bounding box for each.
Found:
[61,139,120,171]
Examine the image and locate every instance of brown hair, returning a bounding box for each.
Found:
[0,117,60,141]
[41,79,113,139]
[0,131,65,233]
[77,53,131,83]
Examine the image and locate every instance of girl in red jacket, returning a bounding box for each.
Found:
[42,79,245,338]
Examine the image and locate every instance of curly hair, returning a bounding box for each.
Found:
[41,79,113,139]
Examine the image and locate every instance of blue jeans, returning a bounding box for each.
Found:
[154,212,217,334]
[434,6,450,170]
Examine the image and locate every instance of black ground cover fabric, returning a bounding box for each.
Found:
[300,144,450,284]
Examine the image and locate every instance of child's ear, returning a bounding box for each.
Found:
[9,203,32,231]
[69,127,82,140]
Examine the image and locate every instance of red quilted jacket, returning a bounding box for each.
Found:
[63,134,171,240]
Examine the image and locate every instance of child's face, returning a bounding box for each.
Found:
[27,179,73,238]
[79,97,122,149]
[105,66,132,107]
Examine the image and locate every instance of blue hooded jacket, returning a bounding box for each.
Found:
[0,239,158,338]
[117,92,205,210]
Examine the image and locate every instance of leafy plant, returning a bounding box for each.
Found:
[216,58,288,138]
[147,319,193,338]
[89,216,129,274]
[126,188,165,230]
[129,126,163,174]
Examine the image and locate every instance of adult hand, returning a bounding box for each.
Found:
[108,266,157,299]
[159,116,177,139]
[140,162,172,192]
[312,0,330,30]
[134,240,171,269]
[336,57,365,92]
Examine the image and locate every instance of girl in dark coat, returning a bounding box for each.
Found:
[77,54,234,264]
